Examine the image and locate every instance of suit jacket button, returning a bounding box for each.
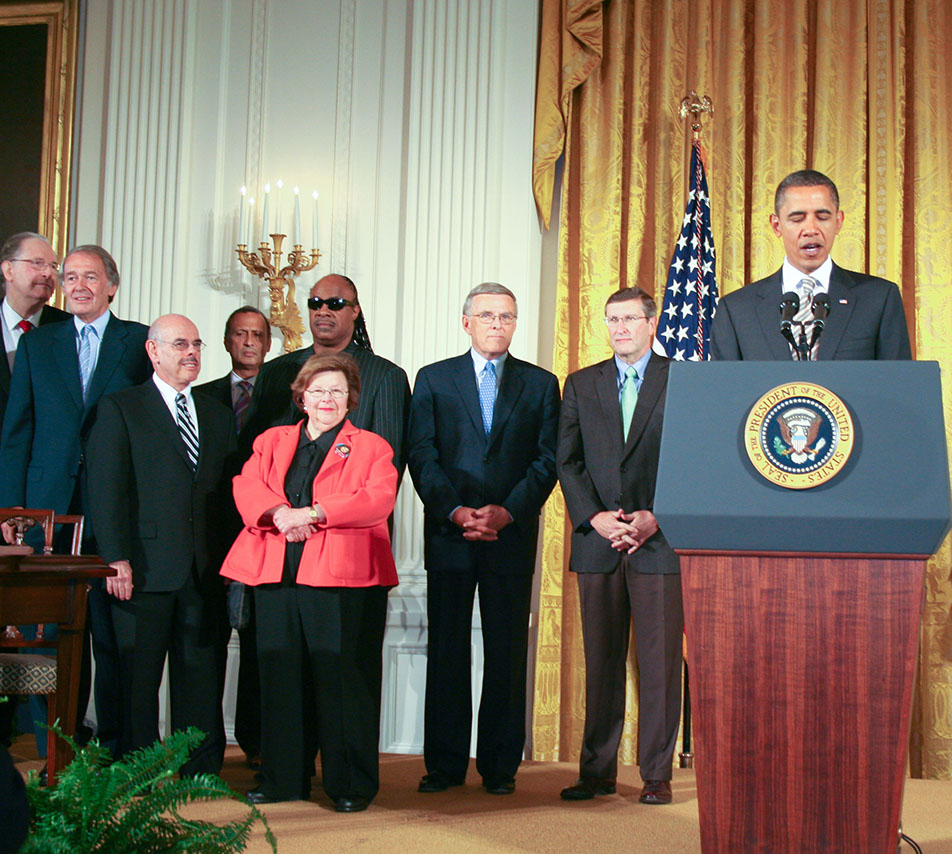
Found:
[620,465,628,473]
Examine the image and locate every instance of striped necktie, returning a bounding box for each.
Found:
[78,324,94,401]
[175,392,199,470]
[234,380,252,432]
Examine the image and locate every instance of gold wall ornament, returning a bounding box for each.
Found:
[236,234,320,353]
[679,91,713,139]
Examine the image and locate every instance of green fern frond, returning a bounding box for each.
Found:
[24,723,277,854]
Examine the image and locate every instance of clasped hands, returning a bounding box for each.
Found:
[590,508,658,554]
[271,504,326,543]
[451,504,511,541]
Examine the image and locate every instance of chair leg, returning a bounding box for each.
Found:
[46,692,58,782]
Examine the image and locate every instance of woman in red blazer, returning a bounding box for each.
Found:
[222,353,398,811]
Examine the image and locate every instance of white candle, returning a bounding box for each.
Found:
[262,183,271,240]
[238,185,247,245]
[275,179,283,234]
[312,191,319,249]
[293,187,302,246]
[247,197,255,246]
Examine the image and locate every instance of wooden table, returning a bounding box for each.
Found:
[0,553,114,782]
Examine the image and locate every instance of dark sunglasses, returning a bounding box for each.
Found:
[307,296,358,311]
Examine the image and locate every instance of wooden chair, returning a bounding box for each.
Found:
[0,511,85,778]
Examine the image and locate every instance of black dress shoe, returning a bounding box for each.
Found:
[560,776,616,800]
[245,786,301,805]
[418,772,464,793]
[334,795,370,812]
[638,779,672,805]
[483,777,515,795]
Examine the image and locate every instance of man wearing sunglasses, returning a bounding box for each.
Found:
[247,274,410,477]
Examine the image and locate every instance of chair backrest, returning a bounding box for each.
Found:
[54,514,85,556]
[0,508,55,554]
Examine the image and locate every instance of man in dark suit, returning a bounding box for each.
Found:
[86,314,237,774]
[407,282,560,795]
[0,244,151,758]
[710,169,911,361]
[195,305,271,769]
[0,232,69,429]
[557,286,682,806]
[0,231,69,747]
[247,274,410,476]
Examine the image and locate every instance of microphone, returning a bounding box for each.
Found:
[809,293,831,354]
[779,292,800,354]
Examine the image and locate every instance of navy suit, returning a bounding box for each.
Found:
[0,313,151,755]
[710,263,912,360]
[407,352,559,784]
[0,301,69,430]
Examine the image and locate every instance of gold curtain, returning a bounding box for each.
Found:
[531,0,952,779]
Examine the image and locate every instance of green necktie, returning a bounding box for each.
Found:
[620,365,639,439]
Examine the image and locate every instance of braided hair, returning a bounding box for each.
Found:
[341,276,373,353]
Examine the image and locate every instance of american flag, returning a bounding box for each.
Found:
[655,139,719,361]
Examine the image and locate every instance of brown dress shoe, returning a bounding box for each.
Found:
[560,776,617,800]
[638,779,672,805]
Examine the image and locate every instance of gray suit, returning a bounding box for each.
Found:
[710,263,911,361]
[557,352,682,782]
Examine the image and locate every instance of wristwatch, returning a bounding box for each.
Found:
[308,505,320,522]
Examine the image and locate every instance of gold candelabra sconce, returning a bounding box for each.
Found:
[236,234,320,353]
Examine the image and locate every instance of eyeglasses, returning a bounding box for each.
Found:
[470,311,517,326]
[307,296,358,311]
[304,387,348,400]
[155,339,206,351]
[10,258,59,273]
[604,315,650,327]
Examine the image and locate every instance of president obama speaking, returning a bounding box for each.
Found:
[710,169,911,361]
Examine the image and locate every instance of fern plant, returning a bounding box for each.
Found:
[22,725,277,853]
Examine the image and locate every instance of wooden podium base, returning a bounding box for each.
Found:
[679,550,925,854]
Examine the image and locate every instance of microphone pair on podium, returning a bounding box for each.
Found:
[779,291,831,361]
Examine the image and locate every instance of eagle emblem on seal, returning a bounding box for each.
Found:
[773,407,827,464]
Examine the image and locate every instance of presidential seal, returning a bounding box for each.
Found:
[744,383,854,489]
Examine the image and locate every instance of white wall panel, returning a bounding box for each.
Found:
[73,0,542,757]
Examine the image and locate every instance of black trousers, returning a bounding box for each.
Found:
[424,568,533,784]
[576,567,683,781]
[111,574,224,776]
[255,584,388,802]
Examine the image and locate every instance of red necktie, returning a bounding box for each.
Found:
[16,319,35,333]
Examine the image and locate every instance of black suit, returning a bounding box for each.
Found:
[0,301,69,430]
[710,263,912,360]
[246,341,411,476]
[557,352,683,782]
[86,379,237,773]
[0,313,151,757]
[194,372,261,760]
[407,352,559,783]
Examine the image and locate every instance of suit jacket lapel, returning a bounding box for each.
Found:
[816,264,855,360]
[451,354,485,438]
[594,359,625,455]
[622,353,666,461]
[52,321,85,411]
[486,356,526,448]
[85,315,129,409]
[755,271,795,360]
[144,382,196,473]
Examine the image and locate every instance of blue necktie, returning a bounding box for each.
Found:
[479,362,497,436]
[78,325,93,401]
